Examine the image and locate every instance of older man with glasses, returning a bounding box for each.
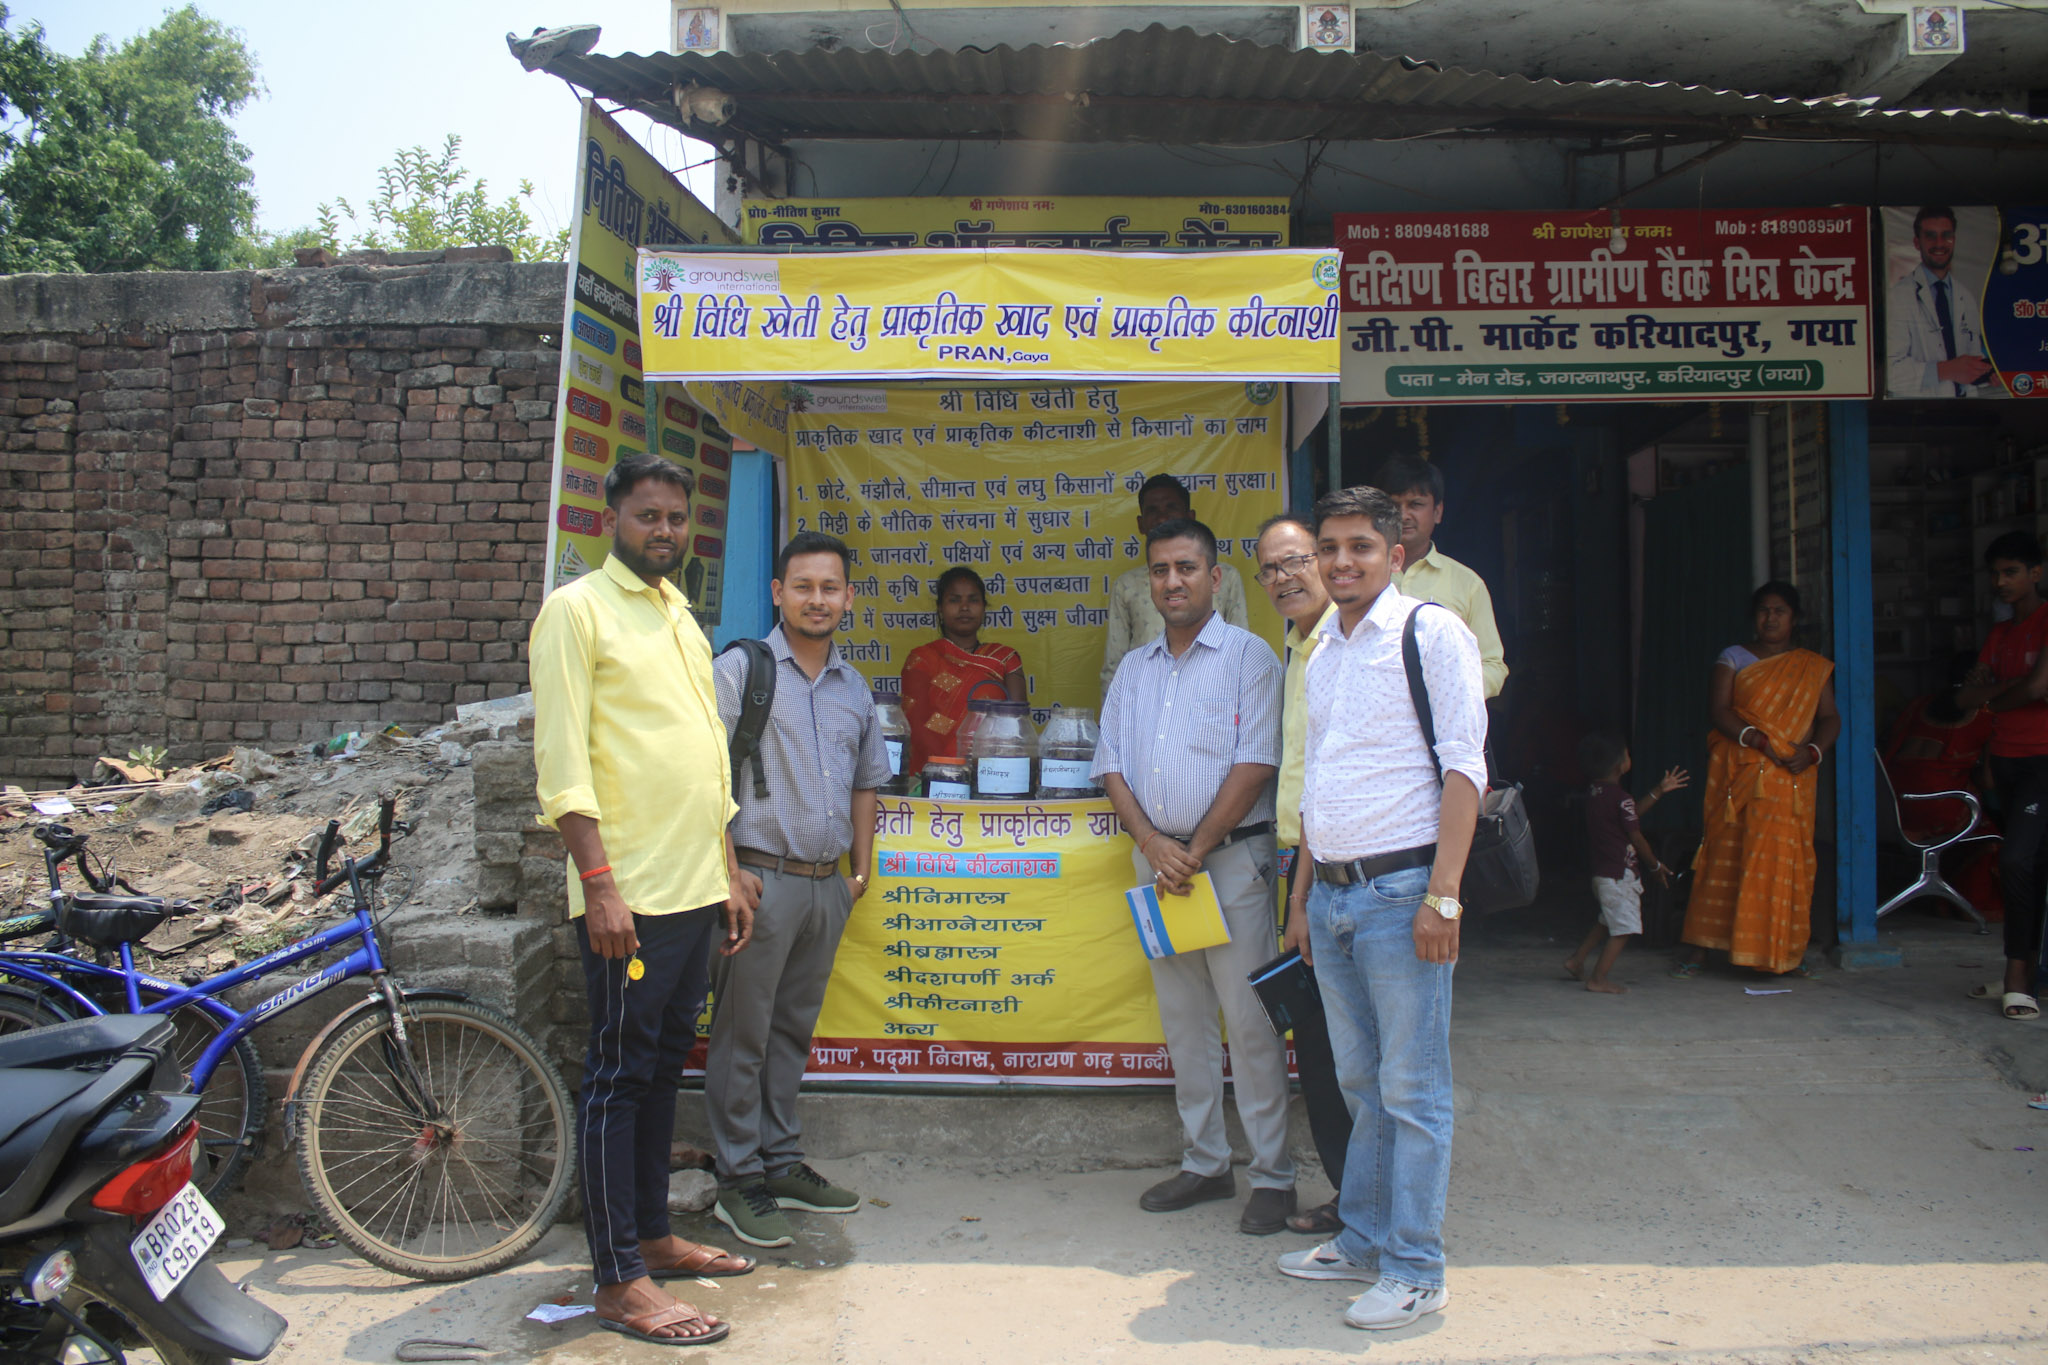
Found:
[1252,514,1349,1237]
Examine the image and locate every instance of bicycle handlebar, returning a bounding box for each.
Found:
[314,795,401,897]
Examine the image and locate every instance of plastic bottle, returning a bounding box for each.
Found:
[1036,705,1102,799]
[921,755,972,801]
[871,689,914,795]
[970,701,1038,801]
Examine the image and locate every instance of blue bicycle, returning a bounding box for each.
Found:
[0,797,574,1281]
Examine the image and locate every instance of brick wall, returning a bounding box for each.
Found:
[0,257,566,789]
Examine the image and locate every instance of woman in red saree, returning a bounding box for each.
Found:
[1675,581,1841,978]
[900,567,1026,775]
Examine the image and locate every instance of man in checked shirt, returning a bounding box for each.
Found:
[1092,516,1296,1236]
[1276,485,1485,1331]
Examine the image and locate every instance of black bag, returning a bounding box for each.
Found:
[1247,950,1322,1038]
[718,638,776,800]
[1401,605,1540,913]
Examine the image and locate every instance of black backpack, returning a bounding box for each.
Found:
[718,639,776,800]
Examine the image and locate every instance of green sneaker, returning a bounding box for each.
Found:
[713,1182,795,1248]
[764,1162,859,1214]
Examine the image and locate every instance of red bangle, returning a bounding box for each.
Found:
[578,864,612,882]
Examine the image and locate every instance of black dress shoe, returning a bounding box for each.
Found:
[1239,1186,1298,1235]
[1139,1169,1236,1212]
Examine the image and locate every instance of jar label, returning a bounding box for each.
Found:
[885,738,904,776]
[1040,758,1094,789]
[976,756,1032,795]
[928,779,970,800]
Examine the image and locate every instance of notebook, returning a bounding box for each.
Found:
[1125,872,1231,959]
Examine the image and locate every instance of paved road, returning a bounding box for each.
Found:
[216,920,2048,1363]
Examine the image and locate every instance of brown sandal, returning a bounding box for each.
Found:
[597,1303,730,1346]
[1286,1199,1343,1235]
[647,1241,756,1278]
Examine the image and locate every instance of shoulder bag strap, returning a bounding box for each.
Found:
[1401,603,1445,786]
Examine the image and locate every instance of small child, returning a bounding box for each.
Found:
[1566,733,1688,994]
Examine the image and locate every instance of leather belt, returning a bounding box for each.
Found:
[736,848,840,880]
[1161,820,1276,854]
[1314,843,1436,886]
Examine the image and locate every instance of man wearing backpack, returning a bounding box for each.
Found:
[1276,485,1485,1332]
[706,530,890,1248]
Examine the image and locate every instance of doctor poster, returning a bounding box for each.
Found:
[1882,205,2048,399]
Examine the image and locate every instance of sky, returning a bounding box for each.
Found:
[21,1,721,240]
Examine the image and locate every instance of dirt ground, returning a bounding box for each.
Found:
[0,733,481,979]
[208,916,2048,1365]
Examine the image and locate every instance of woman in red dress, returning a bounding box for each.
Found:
[900,567,1027,775]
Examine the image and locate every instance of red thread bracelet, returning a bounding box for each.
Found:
[578,864,612,882]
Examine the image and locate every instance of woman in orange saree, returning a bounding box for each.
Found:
[1675,581,1841,977]
[899,567,1026,776]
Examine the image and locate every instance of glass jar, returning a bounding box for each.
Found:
[871,689,914,795]
[955,697,991,761]
[921,755,972,801]
[1036,705,1102,799]
[969,701,1038,801]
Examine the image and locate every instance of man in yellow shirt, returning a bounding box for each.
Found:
[1254,514,1348,1237]
[1101,474,1250,696]
[1379,457,1508,699]
[531,455,760,1347]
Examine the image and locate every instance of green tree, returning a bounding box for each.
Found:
[321,135,569,262]
[0,5,261,274]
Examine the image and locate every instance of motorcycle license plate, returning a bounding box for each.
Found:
[131,1182,224,1301]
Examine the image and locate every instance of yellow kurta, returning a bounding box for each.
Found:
[530,555,737,918]
[1683,647,1834,973]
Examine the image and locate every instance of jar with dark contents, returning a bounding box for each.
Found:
[871,689,915,795]
[920,755,972,802]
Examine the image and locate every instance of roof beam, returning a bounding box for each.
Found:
[1839,14,1962,106]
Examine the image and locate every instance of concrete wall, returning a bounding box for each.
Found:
[0,255,566,790]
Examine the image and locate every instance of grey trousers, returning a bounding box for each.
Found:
[1132,833,1295,1190]
[703,867,853,1187]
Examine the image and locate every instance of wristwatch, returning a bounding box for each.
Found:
[1423,893,1463,921]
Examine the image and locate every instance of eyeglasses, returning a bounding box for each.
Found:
[1254,553,1318,586]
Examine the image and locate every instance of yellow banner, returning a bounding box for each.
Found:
[545,100,737,619]
[788,380,1287,711]
[636,247,1344,383]
[802,798,1277,1084]
[741,195,1291,251]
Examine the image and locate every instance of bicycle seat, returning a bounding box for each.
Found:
[56,892,191,948]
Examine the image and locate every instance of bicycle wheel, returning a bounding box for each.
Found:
[147,996,265,1200]
[295,999,573,1280]
[0,982,72,1034]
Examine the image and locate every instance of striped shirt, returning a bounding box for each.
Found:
[1092,610,1281,837]
[714,626,893,863]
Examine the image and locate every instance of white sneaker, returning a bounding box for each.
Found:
[1344,1278,1449,1330]
[1277,1241,1377,1282]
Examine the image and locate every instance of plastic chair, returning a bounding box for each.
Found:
[1874,747,1994,933]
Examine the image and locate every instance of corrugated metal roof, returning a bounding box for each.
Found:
[535,25,2048,148]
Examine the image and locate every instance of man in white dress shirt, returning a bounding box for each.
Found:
[1886,204,1995,399]
[1092,516,1296,1236]
[1276,485,1486,1332]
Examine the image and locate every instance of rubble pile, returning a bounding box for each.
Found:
[0,697,535,970]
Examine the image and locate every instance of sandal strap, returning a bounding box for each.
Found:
[613,1304,716,1337]
[663,1243,744,1274]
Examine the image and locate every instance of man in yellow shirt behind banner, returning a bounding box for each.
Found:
[1377,456,1508,700]
[530,454,761,1348]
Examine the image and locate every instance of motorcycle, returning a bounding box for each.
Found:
[0,1014,286,1365]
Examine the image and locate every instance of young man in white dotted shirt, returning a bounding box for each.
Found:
[1277,485,1486,1332]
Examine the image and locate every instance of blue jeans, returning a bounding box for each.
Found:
[1308,865,1455,1289]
